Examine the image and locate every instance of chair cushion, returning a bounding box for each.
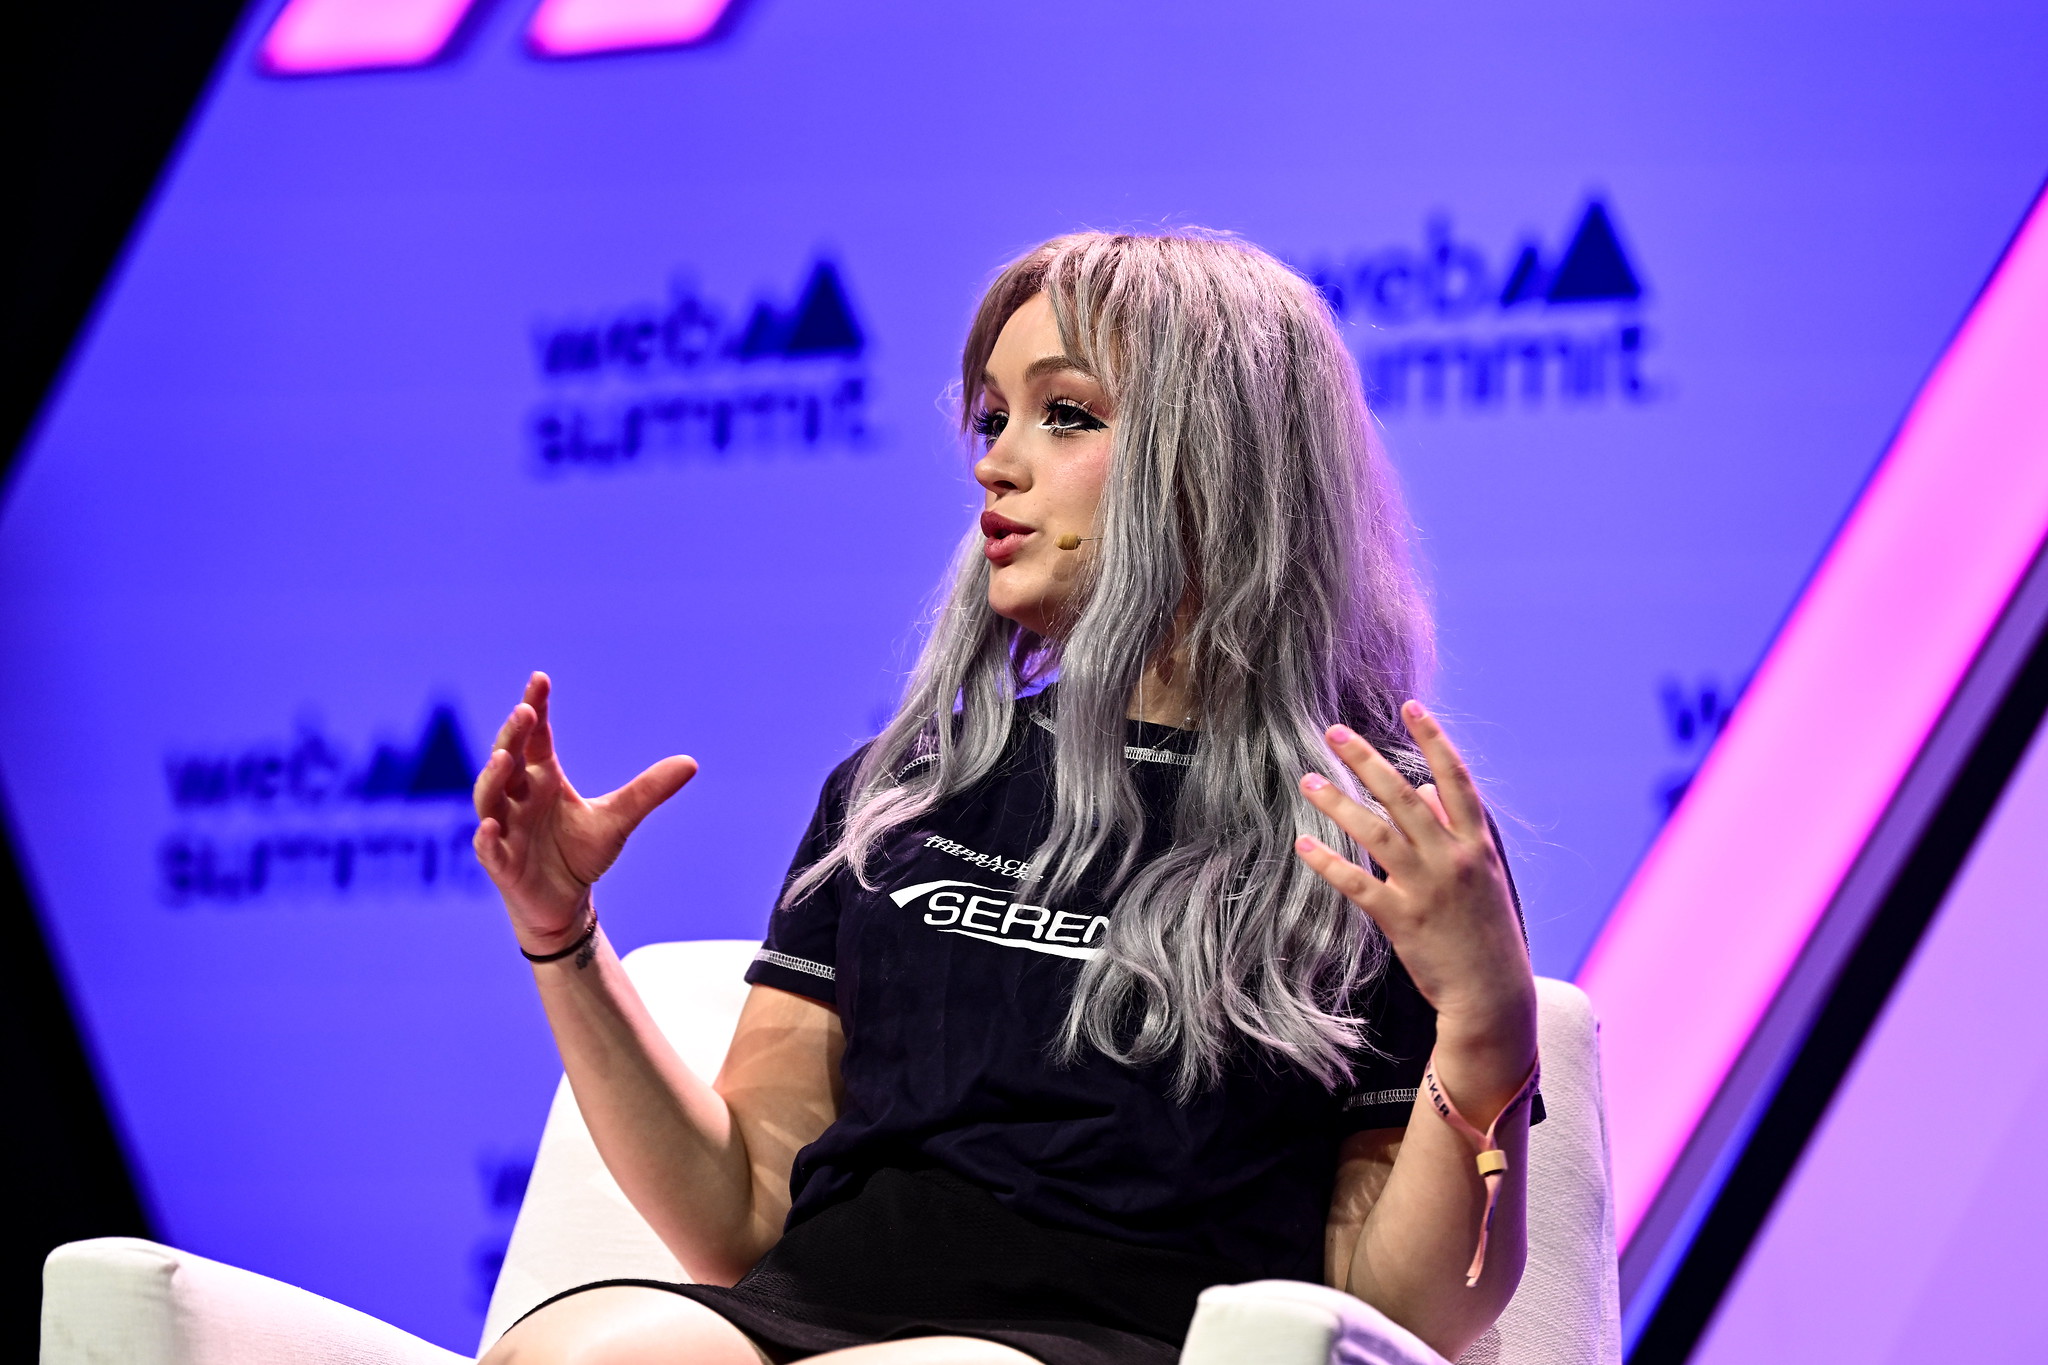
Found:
[42,1237,465,1365]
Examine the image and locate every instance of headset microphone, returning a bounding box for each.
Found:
[1055,534,1099,551]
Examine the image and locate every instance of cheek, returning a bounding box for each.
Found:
[1050,439,1114,519]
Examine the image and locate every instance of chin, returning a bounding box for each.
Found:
[987,577,1054,638]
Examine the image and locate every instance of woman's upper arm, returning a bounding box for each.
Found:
[713,983,845,1235]
[1325,1127,1403,1289]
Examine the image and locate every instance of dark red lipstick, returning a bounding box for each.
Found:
[980,510,1034,563]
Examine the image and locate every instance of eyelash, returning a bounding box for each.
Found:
[971,396,1106,446]
[1039,396,1106,436]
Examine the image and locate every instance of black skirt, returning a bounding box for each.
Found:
[523,1166,1253,1365]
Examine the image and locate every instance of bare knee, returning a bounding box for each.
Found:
[480,1285,769,1365]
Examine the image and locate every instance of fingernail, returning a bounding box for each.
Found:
[1327,724,1358,746]
[1403,700,1426,719]
[1295,836,1320,854]
[1301,773,1330,792]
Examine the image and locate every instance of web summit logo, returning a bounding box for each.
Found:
[1301,197,1657,417]
[527,258,870,475]
[159,705,485,905]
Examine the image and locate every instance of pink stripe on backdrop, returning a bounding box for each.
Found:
[1579,191,2048,1248]
[526,0,734,56]
[259,0,477,73]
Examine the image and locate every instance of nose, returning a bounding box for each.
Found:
[974,433,1027,497]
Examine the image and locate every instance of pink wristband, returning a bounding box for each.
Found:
[1421,1052,1542,1287]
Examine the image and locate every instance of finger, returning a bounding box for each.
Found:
[1298,772,1418,877]
[598,755,699,834]
[474,809,532,880]
[473,815,510,876]
[500,704,538,801]
[1325,724,1449,849]
[1399,701,1486,835]
[1293,834,1390,921]
[490,695,526,754]
[491,699,537,760]
[472,745,515,822]
[1416,783,1451,830]
[524,672,557,764]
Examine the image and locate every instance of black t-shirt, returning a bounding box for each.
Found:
[745,699,1500,1283]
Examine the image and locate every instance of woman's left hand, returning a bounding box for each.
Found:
[1294,700,1536,1109]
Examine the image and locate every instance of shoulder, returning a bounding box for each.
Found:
[823,741,873,796]
[809,715,976,816]
[794,741,876,845]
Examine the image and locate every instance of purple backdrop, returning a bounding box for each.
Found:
[2,0,2046,1348]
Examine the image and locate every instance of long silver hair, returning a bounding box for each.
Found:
[784,230,1434,1096]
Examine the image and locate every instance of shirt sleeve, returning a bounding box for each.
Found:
[1335,953,1436,1133]
[743,752,862,1006]
[1334,808,1545,1132]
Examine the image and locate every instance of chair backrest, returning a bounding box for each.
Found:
[481,944,1619,1365]
[1471,978,1623,1365]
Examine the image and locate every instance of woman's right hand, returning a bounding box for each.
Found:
[472,672,699,955]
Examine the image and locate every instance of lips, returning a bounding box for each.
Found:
[980,510,1034,563]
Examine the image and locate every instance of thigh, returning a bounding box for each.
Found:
[480,1285,772,1365]
[807,1340,1039,1365]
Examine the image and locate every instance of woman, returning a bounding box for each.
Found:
[474,232,1539,1365]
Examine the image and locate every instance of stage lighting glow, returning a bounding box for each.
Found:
[526,0,736,56]
[1578,190,2048,1247]
[259,0,478,73]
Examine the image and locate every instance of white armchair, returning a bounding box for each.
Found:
[42,941,1619,1365]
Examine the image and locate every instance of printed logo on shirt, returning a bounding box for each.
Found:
[888,878,1108,960]
[921,835,1035,882]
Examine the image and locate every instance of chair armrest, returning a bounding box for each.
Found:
[1180,1280,1450,1365]
[42,1238,468,1365]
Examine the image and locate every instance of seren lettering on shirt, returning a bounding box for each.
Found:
[887,878,1109,960]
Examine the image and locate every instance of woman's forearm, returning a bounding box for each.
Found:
[530,926,791,1285]
[1295,706,1542,1358]
[471,678,839,1281]
[472,677,774,1269]
[1345,1003,1537,1359]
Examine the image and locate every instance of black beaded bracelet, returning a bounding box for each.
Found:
[521,909,598,964]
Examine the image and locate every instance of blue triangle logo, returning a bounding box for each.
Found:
[782,260,866,358]
[406,706,477,799]
[353,705,477,801]
[356,744,413,799]
[732,300,790,359]
[1545,200,1643,304]
[1498,242,1548,307]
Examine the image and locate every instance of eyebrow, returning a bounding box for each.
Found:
[981,354,1097,391]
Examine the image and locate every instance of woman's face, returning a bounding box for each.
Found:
[972,292,1115,638]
